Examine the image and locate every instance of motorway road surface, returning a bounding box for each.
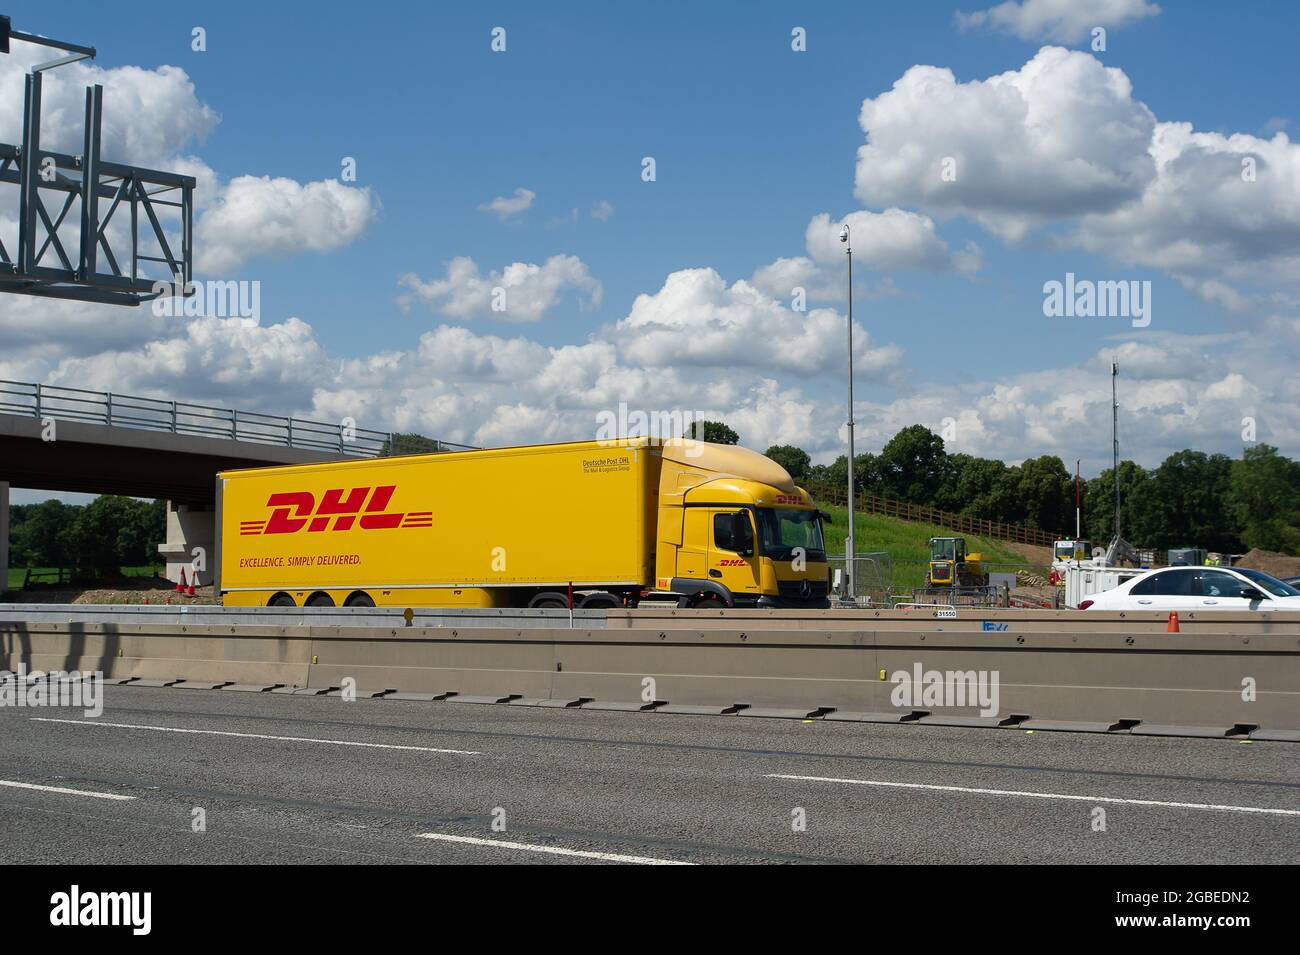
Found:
[1,686,1296,865]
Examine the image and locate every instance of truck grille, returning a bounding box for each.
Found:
[778,580,829,601]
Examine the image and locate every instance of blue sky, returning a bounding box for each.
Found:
[4,0,1299,503]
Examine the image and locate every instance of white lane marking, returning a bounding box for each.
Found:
[0,779,135,801]
[765,774,1300,817]
[416,832,696,865]
[30,718,481,756]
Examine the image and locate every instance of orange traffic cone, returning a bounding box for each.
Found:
[1167,611,1180,633]
[176,567,187,593]
[187,572,196,597]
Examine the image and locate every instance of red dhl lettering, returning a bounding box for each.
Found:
[240,486,431,535]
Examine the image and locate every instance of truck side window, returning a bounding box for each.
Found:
[714,513,736,551]
[713,512,752,553]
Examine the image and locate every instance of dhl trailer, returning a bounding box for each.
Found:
[216,437,831,609]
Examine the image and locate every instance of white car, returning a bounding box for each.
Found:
[1080,565,1300,612]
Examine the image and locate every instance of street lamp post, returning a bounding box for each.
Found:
[840,224,855,604]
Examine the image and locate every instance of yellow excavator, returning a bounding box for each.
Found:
[928,536,989,587]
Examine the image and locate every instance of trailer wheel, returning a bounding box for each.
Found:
[528,592,570,609]
[344,592,375,608]
[305,592,336,608]
[578,592,621,609]
[268,592,295,607]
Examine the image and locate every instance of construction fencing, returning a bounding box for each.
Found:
[826,553,893,606]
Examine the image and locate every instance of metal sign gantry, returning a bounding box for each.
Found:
[0,15,195,305]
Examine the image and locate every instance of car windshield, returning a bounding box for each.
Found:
[1233,567,1300,597]
[755,508,825,560]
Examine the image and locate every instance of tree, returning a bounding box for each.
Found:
[689,420,739,445]
[1227,445,1300,553]
[1083,460,1151,545]
[12,499,76,572]
[68,496,133,577]
[382,432,443,456]
[937,454,1010,519]
[876,425,950,503]
[1014,455,1072,533]
[764,445,811,481]
[1141,450,1238,552]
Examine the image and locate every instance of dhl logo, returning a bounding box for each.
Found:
[238,486,432,535]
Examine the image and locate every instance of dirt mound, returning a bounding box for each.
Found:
[4,577,216,605]
[1234,548,1300,579]
[1002,541,1054,567]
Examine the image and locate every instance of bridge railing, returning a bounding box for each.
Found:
[0,379,432,457]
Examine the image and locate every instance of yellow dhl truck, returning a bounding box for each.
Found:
[216,437,831,610]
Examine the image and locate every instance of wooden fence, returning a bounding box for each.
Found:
[805,484,1059,548]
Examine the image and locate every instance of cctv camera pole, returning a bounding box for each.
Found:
[1075,458,1081,540]
[1112,361,1120,542]
[843,227,856,604]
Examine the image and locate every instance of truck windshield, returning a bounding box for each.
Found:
[755,508,825,561]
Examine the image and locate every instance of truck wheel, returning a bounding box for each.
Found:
[344,593,375,608]
[268,593,295,607]
[305,592,336,608]
[691,593,727,609]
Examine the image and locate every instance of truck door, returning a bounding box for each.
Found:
[708,509,760,595]
[676,508,710,580]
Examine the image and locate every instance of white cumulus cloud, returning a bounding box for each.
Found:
[612,267,903,380]
[197,176,377,274]
[478,187,535,219]
[397,254,603,322]
[955,0,1160,43]
[855,47,1157,243]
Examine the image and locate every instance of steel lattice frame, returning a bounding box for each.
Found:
[0,18,196,306]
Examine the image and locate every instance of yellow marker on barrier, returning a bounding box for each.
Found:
[1024,730,1035,734]
[879,669,887,681]
[312,654,318,665]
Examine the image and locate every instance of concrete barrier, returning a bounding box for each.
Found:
[3,607,1297,739]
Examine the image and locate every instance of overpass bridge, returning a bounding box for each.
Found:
[0,379,470,591]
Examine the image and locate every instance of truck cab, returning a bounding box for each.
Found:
[653,440,829,608]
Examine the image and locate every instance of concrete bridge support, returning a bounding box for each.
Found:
[158,501,216,587]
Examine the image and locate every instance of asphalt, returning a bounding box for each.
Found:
[0,685,1296,865]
